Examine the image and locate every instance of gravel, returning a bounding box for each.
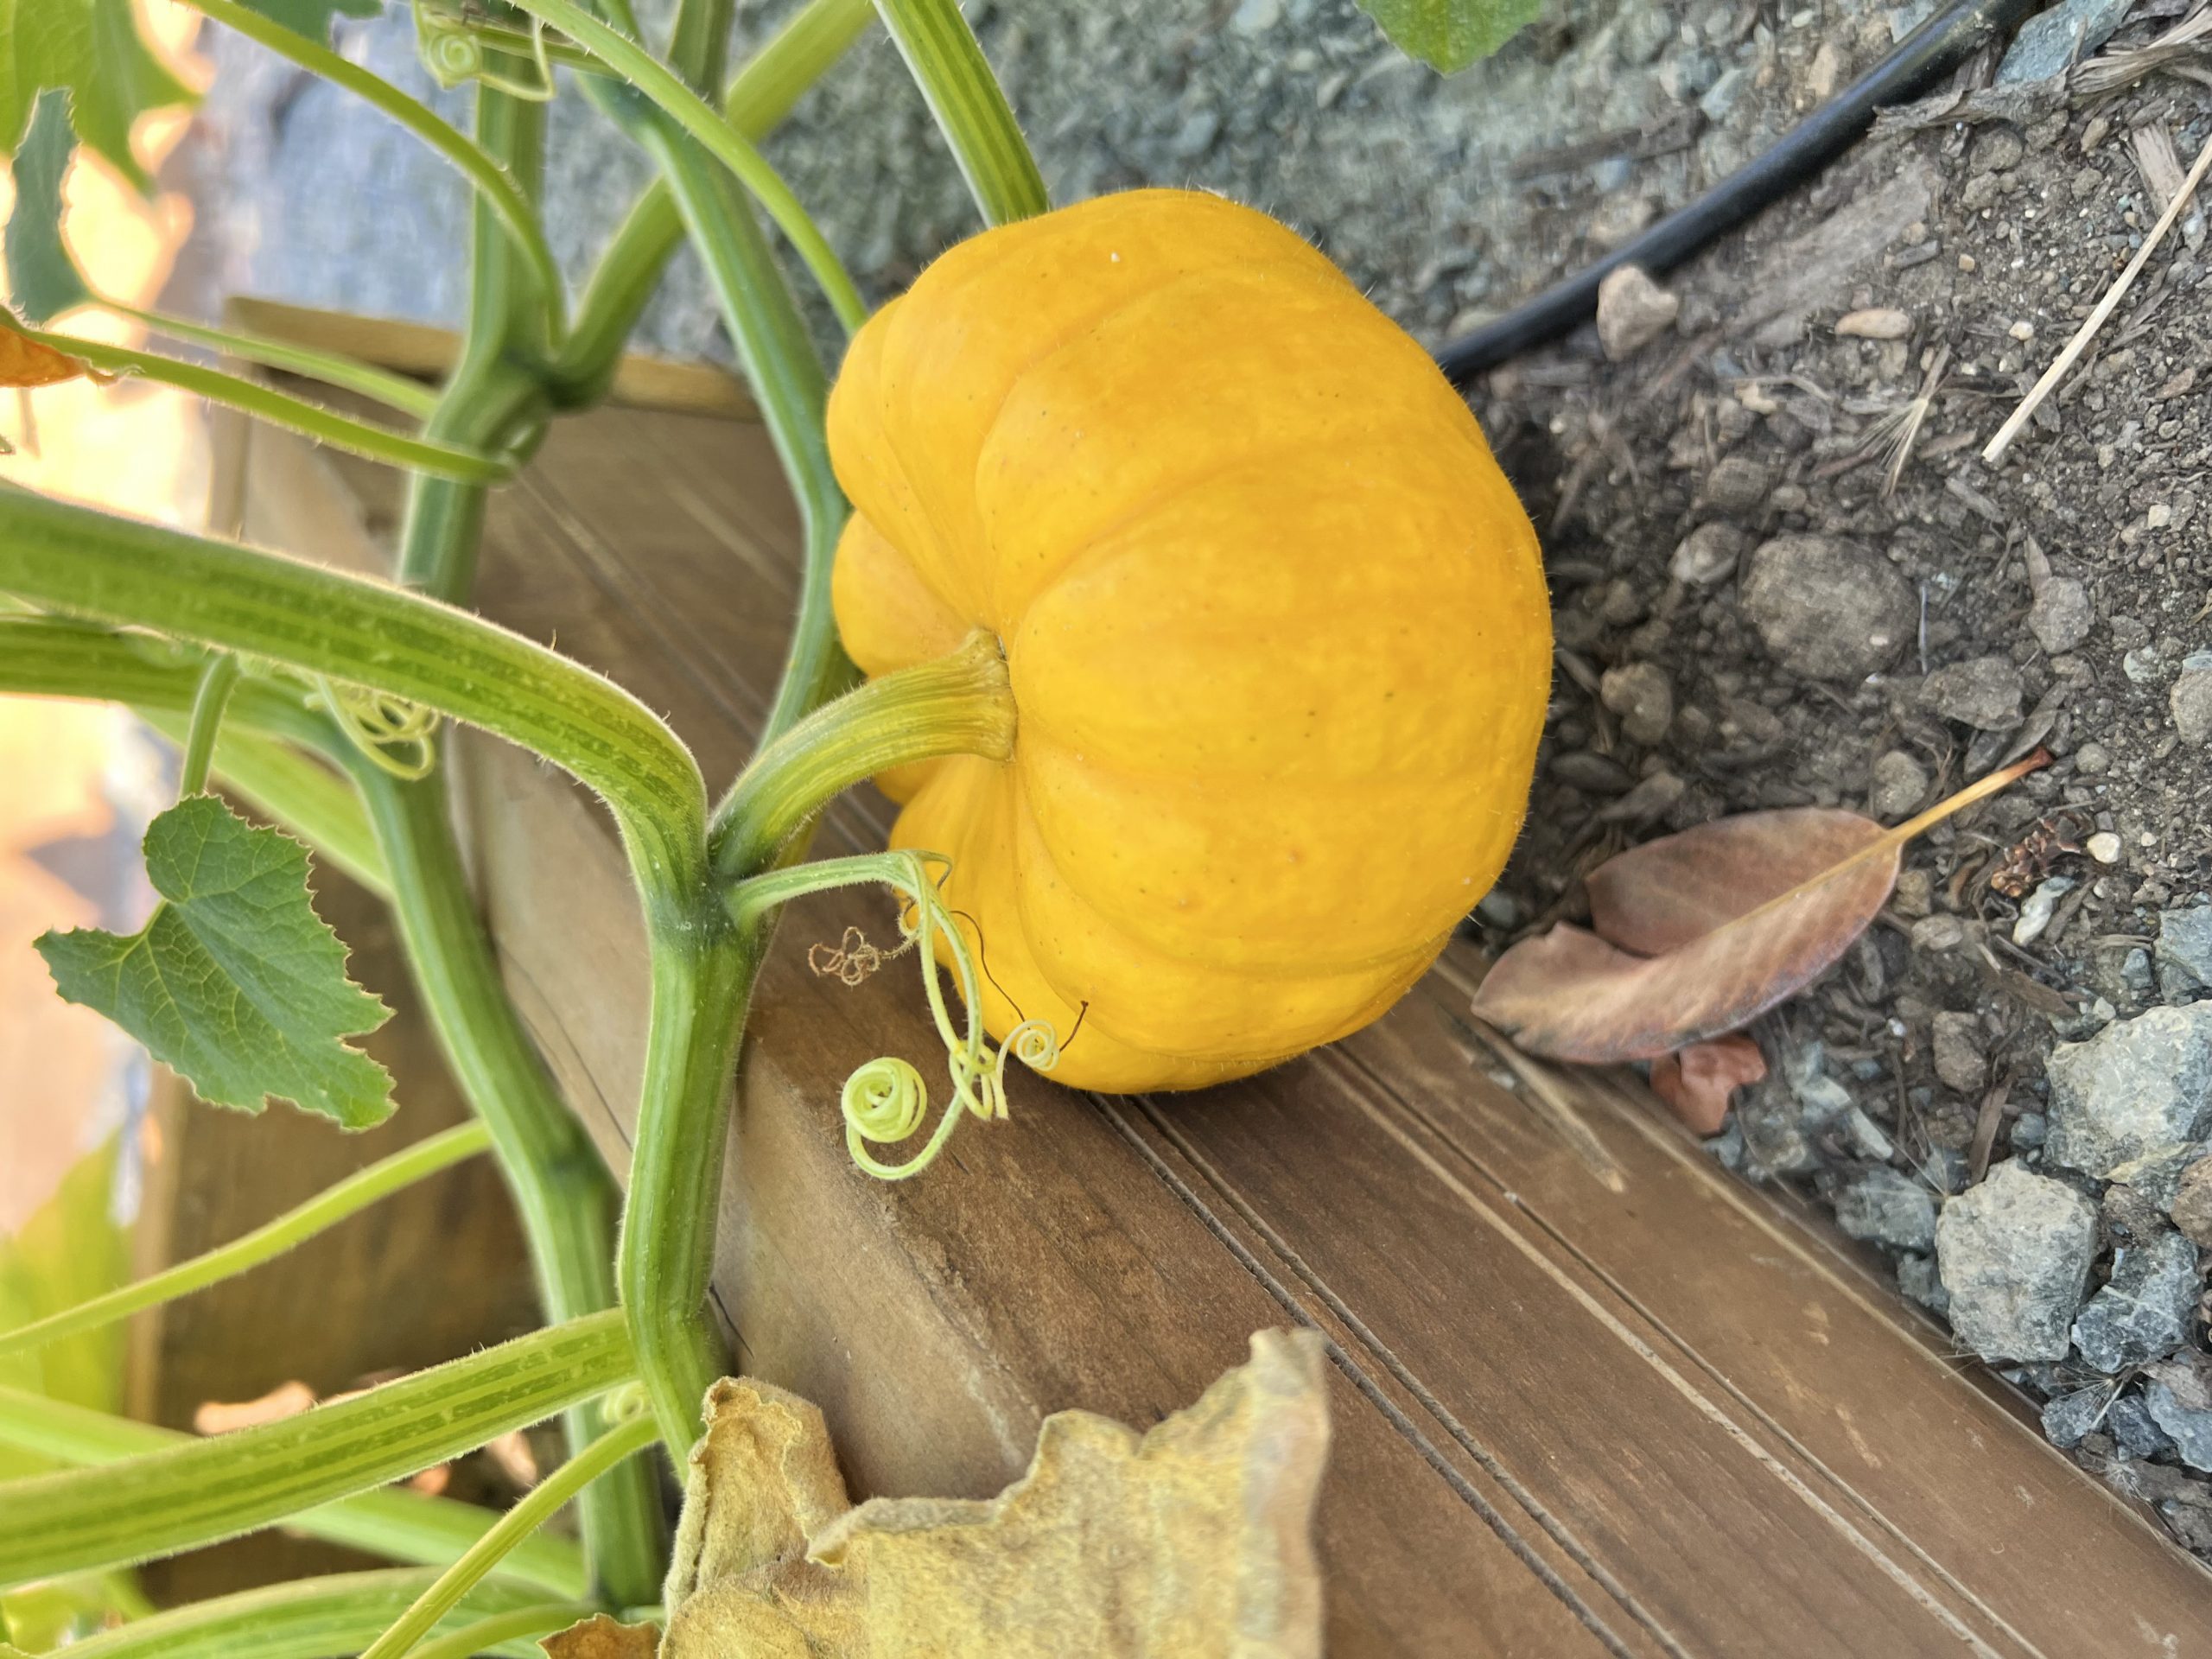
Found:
[2158,905,2212,997]
[1936,1160,2099,1363]
[2148,1360,2212,1473]
[1834,1166,1936,1251]
[2044,1006,2212,1178]
[1738,536,1915,683]
[1870,750,1929,820]
[2073,1230,2201,1374]
[1919,657,2024,730]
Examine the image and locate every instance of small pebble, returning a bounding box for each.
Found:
[1595,265,1680,359]
[2042,1387,2107,1448]
[1670,522,1745,587]
[2012,875,2075,946]
[2172,661,2212,745]
[1912,914,1968,952]
[1836,307,1912,339]
[1921,656,2025,729]
[2008,320,2037,341]
[1599,662,1674,745]
[1931,1011,1987,1093]
[1871,750,1929,819]
[2028,576,2093,655]
[2087,831,2121,864]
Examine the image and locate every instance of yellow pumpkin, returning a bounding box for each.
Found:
[827,188,1550,1092]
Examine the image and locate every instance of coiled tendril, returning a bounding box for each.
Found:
[728,850,1067,1181]
[413,1,557,99]
[312,677,442,780]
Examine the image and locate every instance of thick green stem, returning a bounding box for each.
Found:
[874,0,1048,226]
[353,766,665,1606]
[620,919,759,1454]
[0,1569,571,1659]
[516,0,866,330]
[0,492,706,912]
[0,1387,586,1599]
[643,130,855,751]
[0,1313,632,1587]
[364,82,668,1606]
[361,1414,658,1659]
[553,0,875,407]
[710,630,1012,877]
[176,652,241,796]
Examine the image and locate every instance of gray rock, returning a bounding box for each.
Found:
[2124,946,2158,1000]
[1870,749,1929,820]
[1931,1011,1987,1094]
[2028,576,2093,654]
[1897,1251,1950,1314]
[1920,656,2025,729]
[2042,1386,2108,1448]
[1997,0,2134,83]
[1836,1166,1937,1250]
[1701,456,1773,515]
[2158,905,2212,995]
[1936,1160,2099,1362]
[2012,1110,2048,1150]
[1840,1105,1896,1162]
[2173,663,2212,746]
[2013,875,2075,947]
[2073,1230,2200,1372]
[1738,1077,1821,1181]
[2110,1143,2209,1212]
[2045,1005,2212,1175]
[2175,1159,2212,1248]
[1671,522,1745,588]
[2112,1391,2179,1459]
[1599,662,1674,745]
[1595,265,1679,359]
[1740,536,1916,682]
[2146,1359,2212,1471]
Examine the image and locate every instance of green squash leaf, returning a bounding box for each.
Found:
[37,796,397,1130]
[0,0,197,192]
[230,0,382,42]
[4,92,93,327]
[1356,0,1540,72]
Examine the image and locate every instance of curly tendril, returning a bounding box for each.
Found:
[413,2,557,99]
[727,849,1069,1182]
[313,677,441,780]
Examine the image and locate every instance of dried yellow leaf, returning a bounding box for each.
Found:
[0,321,92,390]
[623,1328,1330,1659]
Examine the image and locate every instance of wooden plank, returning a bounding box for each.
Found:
[226,316,2212,1656]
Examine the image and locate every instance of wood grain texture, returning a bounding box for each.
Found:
[229,321,2212,1656]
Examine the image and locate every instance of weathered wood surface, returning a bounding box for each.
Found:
[234,324,2212,1656]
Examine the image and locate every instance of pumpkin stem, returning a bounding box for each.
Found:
[724,849,1065,1179]
[708,630,1015,880]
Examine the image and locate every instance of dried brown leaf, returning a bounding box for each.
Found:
[0,320,91,389]
[1473,757,2043,1063]
[540,1612,660,1658]
[1649,1035,1768,1135]
[654,1330,1331,1659]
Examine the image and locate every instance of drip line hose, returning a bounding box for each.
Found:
[1434,0,2049,383]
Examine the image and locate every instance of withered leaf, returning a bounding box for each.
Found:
[1649,1034,1768,1135]
[1473,756,2043,1064]
[540,1613,660,1659]
[612,1329,1332,1659]
[0,318,92,389]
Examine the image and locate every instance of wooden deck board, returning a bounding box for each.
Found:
[226,345,2212,1656]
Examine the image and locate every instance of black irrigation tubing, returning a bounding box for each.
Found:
[1434,0,2050,383]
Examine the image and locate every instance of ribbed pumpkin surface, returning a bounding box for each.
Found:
[829,188,1551,1090]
